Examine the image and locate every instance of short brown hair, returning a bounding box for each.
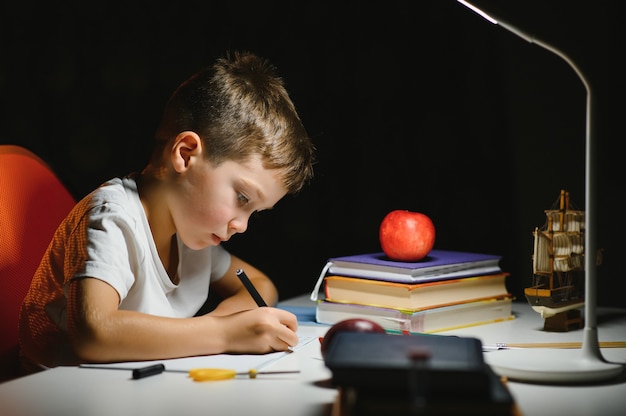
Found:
[154,51,314,193]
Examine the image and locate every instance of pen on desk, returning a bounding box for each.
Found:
[86,363,300,381]
[132,363,166,379]
[236,268,268,307]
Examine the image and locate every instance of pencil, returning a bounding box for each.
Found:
[484,341,626,350]
[236,268,268,307]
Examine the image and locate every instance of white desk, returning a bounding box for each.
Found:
[1,296,625,416]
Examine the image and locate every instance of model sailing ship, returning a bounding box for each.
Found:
[524,190,585,330]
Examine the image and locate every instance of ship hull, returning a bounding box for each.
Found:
[524,286,584,318]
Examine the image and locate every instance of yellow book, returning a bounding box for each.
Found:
[323,272,510,311]
[316,296,514,334]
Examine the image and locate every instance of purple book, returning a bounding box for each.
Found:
[332,250,501,278]
[310,249,502,300]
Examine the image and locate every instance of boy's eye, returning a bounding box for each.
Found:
[237,192,249,206]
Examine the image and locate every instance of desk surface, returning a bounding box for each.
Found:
[1,296,625,416]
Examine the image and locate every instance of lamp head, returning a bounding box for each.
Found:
[457,0,497,24]
[457,0,535,43]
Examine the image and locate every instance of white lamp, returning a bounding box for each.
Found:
[457,0,624,383]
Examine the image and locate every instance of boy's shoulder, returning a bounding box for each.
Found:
[77,175,140,215]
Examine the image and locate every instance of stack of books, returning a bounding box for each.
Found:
[311,249,514,334]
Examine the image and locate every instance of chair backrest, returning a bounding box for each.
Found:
[0,145,76,380]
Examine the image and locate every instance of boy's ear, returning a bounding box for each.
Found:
[171,131,203,173]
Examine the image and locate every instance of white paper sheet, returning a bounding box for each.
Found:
[80,326,319,373]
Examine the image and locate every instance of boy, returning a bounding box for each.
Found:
[18,51,315,373]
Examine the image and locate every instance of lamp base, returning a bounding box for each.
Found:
[485,349,624,383]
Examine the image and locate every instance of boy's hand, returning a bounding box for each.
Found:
[213,307,299,354]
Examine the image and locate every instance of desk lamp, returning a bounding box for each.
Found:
[457,0,624,383]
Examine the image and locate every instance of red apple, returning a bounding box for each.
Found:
[320,318,386,358]
[379,210,435,262]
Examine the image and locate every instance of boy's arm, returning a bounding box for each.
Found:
[207,254,280,316]
[66,277,297,364]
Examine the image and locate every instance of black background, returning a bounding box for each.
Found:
[1,1,622,306]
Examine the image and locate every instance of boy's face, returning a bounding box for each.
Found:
[170,154,287,250]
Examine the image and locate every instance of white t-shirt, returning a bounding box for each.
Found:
[19,175,231,367]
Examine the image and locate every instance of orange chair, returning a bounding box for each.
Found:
[0,145,75,381]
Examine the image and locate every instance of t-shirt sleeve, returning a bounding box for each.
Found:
[66,201,138,302]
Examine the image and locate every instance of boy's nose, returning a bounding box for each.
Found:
[228,216,249,234]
